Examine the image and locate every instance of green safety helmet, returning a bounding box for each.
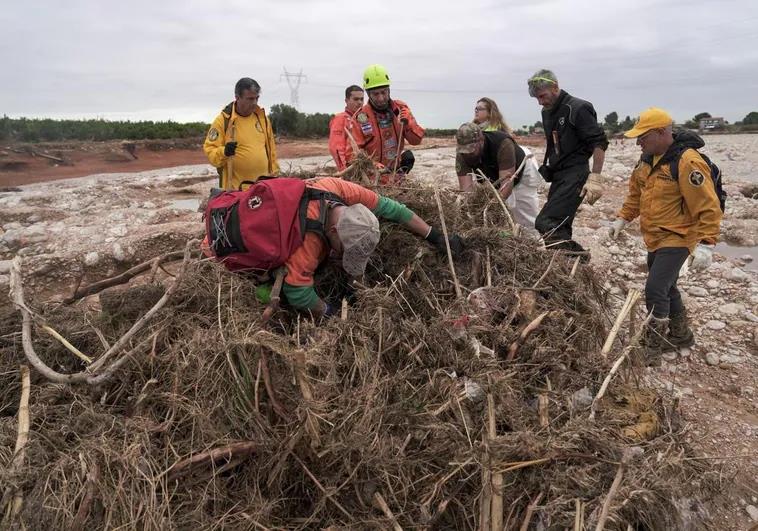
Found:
[363,64,390,90]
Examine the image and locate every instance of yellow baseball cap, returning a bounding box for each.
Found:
[624,107,673,138]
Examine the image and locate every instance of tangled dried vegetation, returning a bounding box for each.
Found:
[0,181,716,530]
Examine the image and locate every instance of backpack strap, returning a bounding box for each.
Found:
[298,188,346,240]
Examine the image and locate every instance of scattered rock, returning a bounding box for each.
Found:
[705,320,726,331]
[663,352,678,361]
[705,352,720,366]
[729,267,750,282]
[570,387,593,410]
[719,354,744,365]
[705,279,720,289]
[83,252,100,267]
[0,259,11,274]
[688,287,709,297]
[718,303,745,316]
[746,504,758,522]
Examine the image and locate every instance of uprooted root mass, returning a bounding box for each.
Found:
[0,183,716,529]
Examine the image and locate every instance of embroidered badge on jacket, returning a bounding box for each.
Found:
[688,170,705,187]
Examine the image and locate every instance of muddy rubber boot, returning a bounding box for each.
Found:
[667,308,695,350]
[549,239,591,263]
[642,317,671,367]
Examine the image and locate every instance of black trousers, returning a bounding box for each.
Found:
[645,247,690,318]
[535,163,589,242]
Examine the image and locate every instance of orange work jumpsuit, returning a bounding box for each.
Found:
[345,99,424,180]
[328,108,352,171]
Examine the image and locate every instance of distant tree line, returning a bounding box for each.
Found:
[601,111,758,134]
[0,115,209,142]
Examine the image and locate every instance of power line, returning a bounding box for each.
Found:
[280,67,307,110]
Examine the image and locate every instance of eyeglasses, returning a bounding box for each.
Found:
[638,129,660,141]
[474,107,487,112]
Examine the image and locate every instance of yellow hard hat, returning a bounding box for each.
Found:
[624,107,673,138]
[363,64,390,90]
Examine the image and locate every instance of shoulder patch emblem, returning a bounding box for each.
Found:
[558,117,565,126]
[208,128,219,141]
[356,112,368,124]
[688,170,705,187]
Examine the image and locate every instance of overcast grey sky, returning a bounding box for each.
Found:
[2,0,757,128]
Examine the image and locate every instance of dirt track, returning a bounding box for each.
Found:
[0,133,756,529]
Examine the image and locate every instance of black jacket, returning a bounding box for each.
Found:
[469,131,526,184]
[541,90,608,173]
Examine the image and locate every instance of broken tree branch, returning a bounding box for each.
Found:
[164,441,257,481]
[433,189,462,299]
[10,241,194,385]
[64,249,185,304]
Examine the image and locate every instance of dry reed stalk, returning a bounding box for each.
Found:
[506,311,552,361]
[487,395,503,531]
[164,441,257,481]
[569,256,582,278]
[601,289,641,358]
[294,349,321,448]
[372,491,403,531]
[532,252,557,289]
[538,393,549,428]
[41,324,93,364]
[477,170,517,233]
[391,120,405,180]
[433,189,462,298]
[485,246,492,287]
[574,498,585,531]
[71,461,100,531]
[590,311,653,420]
[594,449,635,531]
[519,491,544,531]
[1,365,30,526]
[293,454,353,520]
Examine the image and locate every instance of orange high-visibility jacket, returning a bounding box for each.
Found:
[618,148,722,252]
[345,99,424,170]
[328,108,352,171]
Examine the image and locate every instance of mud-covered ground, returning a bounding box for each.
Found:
[0,133,756,529]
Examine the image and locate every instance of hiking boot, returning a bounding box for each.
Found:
[548,239,591,263]
[641,317,671,367]
[667,308,695,350]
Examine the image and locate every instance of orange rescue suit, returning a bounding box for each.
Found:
[328,108,351,171]
[345,99,424,171]
[618,148,721,252]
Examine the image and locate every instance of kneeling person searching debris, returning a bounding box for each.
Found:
[204,177,464,318]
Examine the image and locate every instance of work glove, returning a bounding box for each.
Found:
[608,218,629,240]
[397,107,411,125]
[580,172,603,205]
[690,244,714,271]
[224,141,238,157]
[426,227,464,259]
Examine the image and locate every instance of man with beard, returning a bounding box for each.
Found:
[329,85,364,171]
[527,69,608,259]
[345,64,425,184]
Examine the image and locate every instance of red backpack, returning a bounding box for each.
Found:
[205,178,343,273]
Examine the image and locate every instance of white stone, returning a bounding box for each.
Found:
[706,279,720,289]
[0,274,8,286]
[746,505,758,522]
[718,303,745,316]
[679,347,691,359]
[705,320,726,330]
[719,354,744,364]
[663,352,677,361]
[688,287,709,297]
[142,201,157,209]
[0,260,11,274]
[83,252,100,266]
[705,352,720,366]
[729,267,750,281]
[740,254,754,263]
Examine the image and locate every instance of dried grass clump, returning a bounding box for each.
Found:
[0,182,715,530]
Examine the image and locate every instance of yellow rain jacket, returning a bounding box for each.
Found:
[203,103,279,190]
[618,130,721,252]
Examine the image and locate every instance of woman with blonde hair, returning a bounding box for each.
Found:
[473,97,512,134]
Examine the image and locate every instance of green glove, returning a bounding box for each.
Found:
[255,283,272,304]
